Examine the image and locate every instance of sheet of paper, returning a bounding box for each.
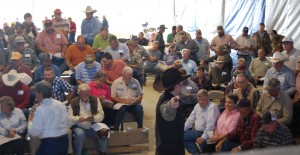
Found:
[0,134,21,145]
[113,103,127,110]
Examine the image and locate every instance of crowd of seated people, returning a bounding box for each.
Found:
[0,7,300,155]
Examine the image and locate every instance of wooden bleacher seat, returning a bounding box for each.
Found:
[83,112,149,154]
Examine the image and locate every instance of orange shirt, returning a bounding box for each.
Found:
[65,44,95,66]
[102,60,126,82]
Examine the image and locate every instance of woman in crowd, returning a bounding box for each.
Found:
[200,94,240,153]
[0,96,27,155]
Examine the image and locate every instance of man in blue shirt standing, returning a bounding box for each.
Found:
[81,6,102,46]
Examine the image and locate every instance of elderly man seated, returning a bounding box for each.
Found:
[111,66,144,131]
[257,78,293,126]
[69,83,109,155]
[0,96,27,155]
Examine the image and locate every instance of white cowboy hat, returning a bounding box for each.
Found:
[2,70,22,86]
[83,6,97,13]
[268,51,287,63]
[214,56,225,63]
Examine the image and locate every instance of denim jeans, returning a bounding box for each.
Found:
[36,134,68,155]
[86,37,94,47]
[184,130,205,154]
[73,127,108,155]
[221,141,239,152]
[114,104,144,130]
[52,56,67,74]
[68,33,75,43]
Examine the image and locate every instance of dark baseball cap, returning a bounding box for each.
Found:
[262,111,277,124]
[236,98,251,108]
[243,27,249,32]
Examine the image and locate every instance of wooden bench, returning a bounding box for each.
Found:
[83,112,149,154]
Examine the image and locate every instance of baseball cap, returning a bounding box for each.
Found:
[15,22,24,29]
[15,36,25,43]
[11,52,22,60]
[44,19,53,26]
[282,37,293,43]
[243,27,249,32]
[54,9,62,14]
[262,111,277,124]
[131,35,138,40]
[217,26,224,31]
[38,53,52,61]
[236,98,251,108]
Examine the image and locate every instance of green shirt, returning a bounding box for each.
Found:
[92,33,113,50]
[167,33,175,43]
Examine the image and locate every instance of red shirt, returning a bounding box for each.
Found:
[88,81,111,100]
[0,81,30,109]
[69,21,76,34]
[102,60,126,82]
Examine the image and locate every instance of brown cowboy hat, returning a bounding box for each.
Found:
[153,67,190,92]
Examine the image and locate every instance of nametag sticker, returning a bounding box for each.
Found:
[186,86,192,90]
[18,90,24,95]
[222,72,227,76]
[188,63,193,68]
[25,54,30,58]
[56,34,61,39]
[25,43,29,47]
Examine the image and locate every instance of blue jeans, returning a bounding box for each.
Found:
[221,141,239,152]
[73,127,108,155]
[86,37,94,47]
[36,134,68,155]
[184,130,205,154]
[68,33,75,43]
[52,56,67,74]
[114,104,144,130]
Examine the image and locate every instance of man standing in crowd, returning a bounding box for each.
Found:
[175,31,199,63]
[28,81,70,155]
[81,6,102,46]
[68,17,76,43]
[155,24,167,60]
[167,26,177,43]
[251,23,272,57]
[210,26,237,52]
[173,25,192,43]
[194,29,210,63]
[52,9,70,38]
[7,22,35,51]
[235,27,255,69]
[154,68,190,155]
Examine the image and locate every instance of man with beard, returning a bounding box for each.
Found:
[35,19,68,73]
[211,26,237,52]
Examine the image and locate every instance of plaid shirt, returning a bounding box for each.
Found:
[52,76,74,102]
[253,123,294,149]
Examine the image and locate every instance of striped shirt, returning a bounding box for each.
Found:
[52,18,70,32]
[0,108,27,135]
[76,61,102,83]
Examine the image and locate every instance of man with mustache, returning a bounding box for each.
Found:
[210,26,237,52]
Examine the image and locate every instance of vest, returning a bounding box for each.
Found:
[70,96,98,116]
[236,83,258,109]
